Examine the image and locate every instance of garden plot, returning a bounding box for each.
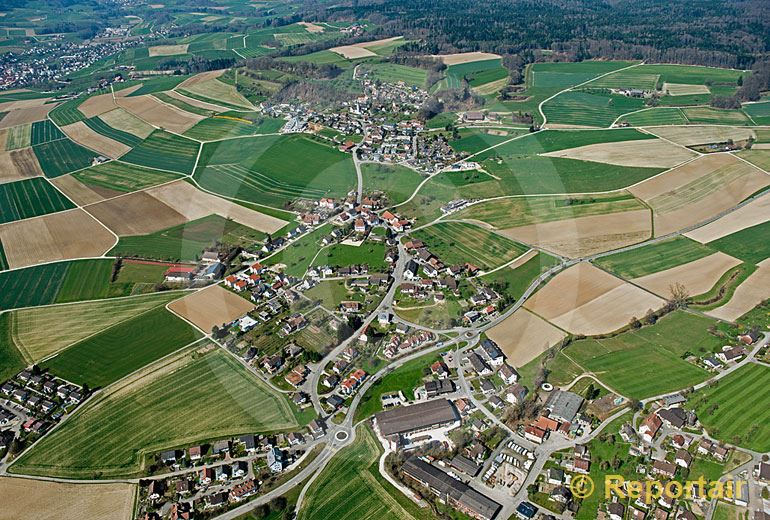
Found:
[0,478,135,520]
[706,259,770,322]
[647,126,755,147]
[98,108,154,138]
[61,121,131,158]
[0,209,115,269]
[146,180,287,234]
[632,252,742,298]
[0,147,43,183]
[540,138,696,168]
[524,263,664,335]
[685,193,770,243]
[486,308,567,367]
[77,92,118,118]
[87,191,188,236]
[629,154,770,236]
[116,94,205,134]
[499,208,652,258]
[168,285,255,332]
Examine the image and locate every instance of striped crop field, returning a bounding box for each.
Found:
[0,177,75,225]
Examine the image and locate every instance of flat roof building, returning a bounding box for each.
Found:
[374,399,460,447]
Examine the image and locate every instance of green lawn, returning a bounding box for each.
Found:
[690,364,770,452]
[33,138,99,178]
[13,349,301,479]
[595,237,715,278]
[194,134,356,208]
[110,214,266,262]
[449,127,525,154]
[0,177,76,225]
[621,107,689,126]
[313,242,388,271]
[183,114,285,141]
[363,63,427,87]
[360,163,424,205]
[54,259,132,303]
[298,424,431,520]
[564,311,717,399]
[265,224,332,277]
[73,161,182,193]
[120,130,200,174]
[412,221,529,270]
[42,306,203,388]
[304,280,355,312]
[708,220,770,265]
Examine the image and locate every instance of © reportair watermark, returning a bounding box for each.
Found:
[570,475,748,504]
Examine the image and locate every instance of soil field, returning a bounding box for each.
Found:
[41,306,202,388]
[177,78,253,109]
[148,44,189,56]
[13,349,299,478]
[168,285,255,331]
[50,175,116,205]
[629,154,770,236]
[0,176,75,224]
[500,208,652,258]
[0,147,43,183]
[524,263,664,335]
[164,89,227,112]
[685,193,770,243]
[632,252,742,298]
[486,308,567,367]
[0,209,115,269]
[87,191,187,236]
[662,83,710,96]
[146,180,287,233]
[116,94,205,134]
[0,103,57,129]
[98,108,154,138]
[61,121,131,158]
[541,139,696,168]
[82,117,143,147]
[647,126,755,146]
[77,92,117,118]
[706,260,770,322]
[434,51,502,65]
[176,69,225,88]
[9,291,186,364]
[74,161,181,194]
[737,150,770,173]
[0,477,135,520]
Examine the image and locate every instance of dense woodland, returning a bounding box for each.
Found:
[304,0,769,70]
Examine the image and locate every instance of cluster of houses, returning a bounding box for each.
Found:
[524,390,587,444]
[701,343,751,371]
[383,330,436,359]
[0,369,86,440]
[162,252,226,284]
[462,338,530,411]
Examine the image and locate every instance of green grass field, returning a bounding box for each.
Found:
[195,134,356,208]
[480,252,560,301]
[4,123,32,150]
[0,314,27,383]
[298,424,431,520]
[457,192,644,229]
[30,120,65,146]
[595,237,715,278]
[543,90,646,127]
[0,177,75,224]
[412,222,529,270]
[8,291,185,364]
[584,70,660,91]
[53,259,131,304]
[743,101,770,125]
[0,241,7,271]
[183,114,285,141]
[681,107,750,125]
[110,214,266,262]
[152,92,213,117]
[621,107,689,126]
[445,58,507,88]
[690,364,770,452]
[363,63,427,87]
[33,138,99,178]
[360,163,424,205]
[42,306,202,388]
[737,150,770,173]
[631,64,744,85]
[449,127,525,154]
[312,242,388,271]
[564,311,715,399]
[708,220,770,265]
[120,130,200,174]
[265,224,331,277]
[125,76,190,97]
[13,348,301,479]
[73,161,182,193]
[83,116,143,147]
[48,98,87,126]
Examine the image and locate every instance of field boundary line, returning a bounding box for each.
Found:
[186,175,300,217]
[476,248,535,277]
[637,126,704,156]
[0,288,195,316]
[732,149,770,176]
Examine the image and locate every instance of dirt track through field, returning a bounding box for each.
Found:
[684,193,770,243]
[632,252,742,298]
[62,121,131,158]
[706,259,770,322]
[541,139,697,168]
[486,308,567,367]
[524,263,664,335]
[168,285,255,332]
[629,154,770,236]
[0,209,115,268]
[147,180,288,233]
[165,90,226,113]
[0,477,135,520]
[499,209,651,258]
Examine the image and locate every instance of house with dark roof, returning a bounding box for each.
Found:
[374,399,460,449]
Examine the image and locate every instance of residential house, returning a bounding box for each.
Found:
[499,364,519,385]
